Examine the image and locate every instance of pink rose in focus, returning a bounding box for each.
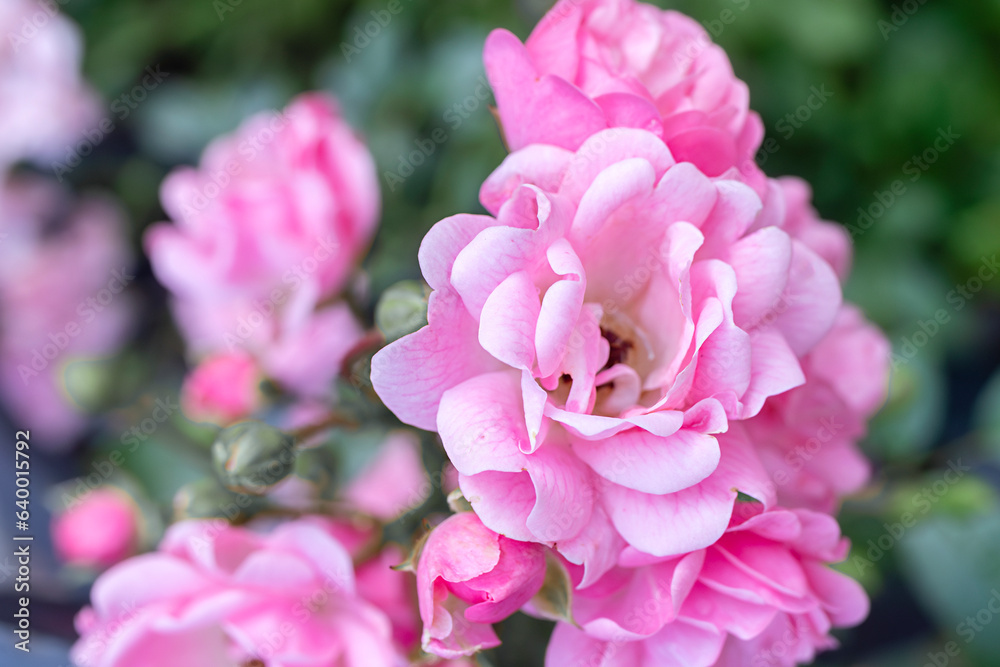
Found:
[485,0,765,192]
[417,512,547,658]
[180,352,263,425]
[72,517,410,667]
[0,176,134,450]
[146,93,377,399]
[373,128,841,572]
[0,0,98,167]
[546,507,868,667]
[52,488,140,570]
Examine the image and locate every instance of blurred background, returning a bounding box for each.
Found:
[2,0,1000,665]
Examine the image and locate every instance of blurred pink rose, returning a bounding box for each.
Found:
[343,431,431,522]
[72,517,410,667]
[0,0,99,167]
[373,128,841,570]
[746,305,890,512]
[146,92,377,399]
[546,507,868,667]
[52,488,140,570]
[0,175,134,450]
[180,352,263,426]
[417,512,547,658]
[485,0,765,192]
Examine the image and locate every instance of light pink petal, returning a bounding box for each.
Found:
[460,471,536,543]
[602,427,772,557]
[524,0,583,81]
[418,214,498,290]
[479,270,541,368]
[570,158,658,244]
[594,92,664,136]
[557,505,626,589]
[573,425,720,495]
[737,328,806,419]
[772,241,842,356]
[480,145,573,215]
[559,129,675,202]
[803,561,870,627]
[524,444,596,543]
[485,29,607,151]
[545,622,643,667]
[728,227,793,329]
[535,239,586,378]
[90,554,210,618]
[645,617,726,667]
[371,288,499,431]
[438,371,531,473]
[343,431,430,521]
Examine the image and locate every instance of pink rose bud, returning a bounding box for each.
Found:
[180,352,263,425]
[52,487,140,569]
[417,512,547,658]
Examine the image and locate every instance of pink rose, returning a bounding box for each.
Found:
[546,507,868,667]
[373,128,841,571]
[0,0,99,167]
[72,517,409,667]
[180,352,263,425]
[746,305,890,512]
[146,92,377,398]
[343,431,431,522]
[52,488,141,570]
[0,176,134,450]
[417,512,547,658]
[754,177,853,283]
[485,0,765,191]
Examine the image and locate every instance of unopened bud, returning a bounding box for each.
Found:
[173,477,261,521]
[211,421,296,495]
[375,280,428,342]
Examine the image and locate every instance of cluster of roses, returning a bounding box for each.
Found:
[375,0,890,664]
[67,1,889,666]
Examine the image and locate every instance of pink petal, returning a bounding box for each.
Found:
[438,371,531,474]
[478,270,541,368]
[371,288,498,431]
[573,424,720,495]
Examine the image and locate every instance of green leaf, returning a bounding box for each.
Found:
[530,552,575,625]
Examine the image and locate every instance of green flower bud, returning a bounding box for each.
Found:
[375,280,428,342]
[173,477,261,521]
[211,421,297,495]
